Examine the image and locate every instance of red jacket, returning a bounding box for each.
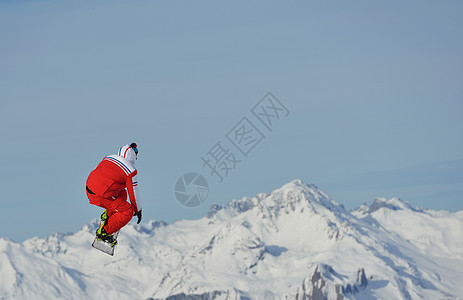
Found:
[86,150,141,213]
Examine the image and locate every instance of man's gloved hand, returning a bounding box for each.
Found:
[134,210,142,224]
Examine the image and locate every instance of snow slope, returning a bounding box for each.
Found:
[0,179,462,299]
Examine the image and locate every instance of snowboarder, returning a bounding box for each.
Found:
[86,143,142,246]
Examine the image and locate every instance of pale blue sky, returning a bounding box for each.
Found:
[1,0,462,242]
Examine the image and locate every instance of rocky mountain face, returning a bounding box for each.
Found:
[1,179,462,299]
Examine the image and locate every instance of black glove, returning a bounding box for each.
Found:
[134,210,142,224]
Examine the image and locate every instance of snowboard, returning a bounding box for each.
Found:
[92,219,120,256]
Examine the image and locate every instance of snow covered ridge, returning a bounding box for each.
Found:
[1,179,462,300]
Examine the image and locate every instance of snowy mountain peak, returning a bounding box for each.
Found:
[1,180,462,299]
[368,197,415,213]
[354,197,419,216]
[208,179,346,219]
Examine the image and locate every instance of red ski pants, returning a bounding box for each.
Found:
[87,189,134,235]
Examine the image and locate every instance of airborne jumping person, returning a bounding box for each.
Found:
[86,143,142,246]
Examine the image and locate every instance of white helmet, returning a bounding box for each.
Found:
[117,142,138,164]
